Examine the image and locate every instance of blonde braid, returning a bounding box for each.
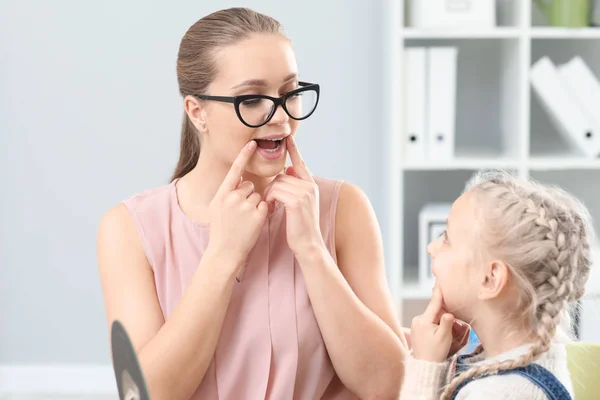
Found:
[440,170,593,399]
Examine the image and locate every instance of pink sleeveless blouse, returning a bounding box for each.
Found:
[123,176,358,399]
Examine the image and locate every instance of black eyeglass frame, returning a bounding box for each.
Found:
[193,81,320,128]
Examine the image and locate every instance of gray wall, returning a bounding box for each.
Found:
[0,1,386,364]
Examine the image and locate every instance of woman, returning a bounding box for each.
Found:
[97,7,407,400]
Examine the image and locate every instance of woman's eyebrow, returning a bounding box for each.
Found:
[231,79,267,89]
[231,73,298,90]
[281,72,299,83]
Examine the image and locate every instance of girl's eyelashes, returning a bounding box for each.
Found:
[441,230,449,244]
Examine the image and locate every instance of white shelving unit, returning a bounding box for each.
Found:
[384,0,600,326]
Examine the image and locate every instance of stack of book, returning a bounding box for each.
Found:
[403,46,458,164]
[403,50,600,162]
[530,56,600,158]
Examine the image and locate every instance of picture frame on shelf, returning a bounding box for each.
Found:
[419,203,453,287]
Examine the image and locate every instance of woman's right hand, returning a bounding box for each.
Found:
[205,140,268,276]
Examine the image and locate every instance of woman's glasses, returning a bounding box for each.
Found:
[194,81,320,128]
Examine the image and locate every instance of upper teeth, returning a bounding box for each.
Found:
[266,138,282,141]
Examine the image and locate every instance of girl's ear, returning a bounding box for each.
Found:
[478,260,510,300]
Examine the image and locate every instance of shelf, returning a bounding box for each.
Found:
[401,28,600,40]
[530,28,600,39]
[402,27,521,39]
[529,157,600,171]
[402,156,520,171]
[390,0,600,320]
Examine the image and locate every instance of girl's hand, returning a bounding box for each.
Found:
[410,284,455,363]
[263,135,325,259]
[402,320,470,357]
[206,141,268,276]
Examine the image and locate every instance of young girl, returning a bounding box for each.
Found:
[401,169,594,399]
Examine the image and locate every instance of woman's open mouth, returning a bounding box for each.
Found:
[254,136,288,160]
[255,137,283,152]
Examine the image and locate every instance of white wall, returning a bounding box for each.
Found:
[0,0,387,367]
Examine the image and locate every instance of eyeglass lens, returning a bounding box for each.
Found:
[238,88,318,126]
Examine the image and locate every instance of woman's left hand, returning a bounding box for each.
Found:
[263,135,325,258]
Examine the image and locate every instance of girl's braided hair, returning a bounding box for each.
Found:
[441,170,594,399]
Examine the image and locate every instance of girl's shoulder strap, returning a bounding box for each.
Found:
[452,363,572,400]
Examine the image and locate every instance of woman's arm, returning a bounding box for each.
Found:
[295,182,408,399]
[97,204,238,400]
[403,327,412,348]
[97,142,264,400]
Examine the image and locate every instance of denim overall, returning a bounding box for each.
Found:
[451,353,572,400]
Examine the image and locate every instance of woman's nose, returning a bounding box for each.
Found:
[268,103,289,125]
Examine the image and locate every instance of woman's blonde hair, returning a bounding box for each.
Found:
[441,169,594,399]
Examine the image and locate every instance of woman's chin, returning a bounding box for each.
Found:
[247,159,287,178]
